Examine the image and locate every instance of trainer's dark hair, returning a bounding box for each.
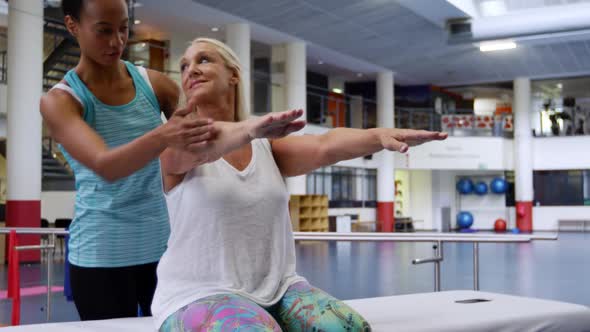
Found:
[62,0,84,21]
[62,0,129,21]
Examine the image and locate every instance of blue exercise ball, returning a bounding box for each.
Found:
[456,178,474,194]
[456,211,474,229]
[490,177,508,194]
[474,181,488,195]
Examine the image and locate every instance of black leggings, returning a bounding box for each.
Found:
[69,261,158,321]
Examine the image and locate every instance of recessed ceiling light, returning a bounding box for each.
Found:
[479,40,517,52]
[479,0,507,17]
[211,27,220,32]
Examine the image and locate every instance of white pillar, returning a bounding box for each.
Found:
[284,41,307,195]
[226,23,251,117]
[376,71,395,232]
[270,45,285,113]
[513,77,533,232]
[6,0,44,260]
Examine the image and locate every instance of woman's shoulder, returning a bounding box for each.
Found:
[41,84,83,116]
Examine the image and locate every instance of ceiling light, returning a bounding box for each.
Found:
[479,40,517,52]
[332,88,343,94]
[479,0,507,17]
[134,19,141,25]
[211,27,220,32]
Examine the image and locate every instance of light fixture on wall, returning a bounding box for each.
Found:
[479,40,517,52]
[317,60,324,65]
[332,88,343,94]
[134,19,142,25]
[211,27,220,32]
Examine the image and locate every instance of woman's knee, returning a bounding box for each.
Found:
[160,294,282,332]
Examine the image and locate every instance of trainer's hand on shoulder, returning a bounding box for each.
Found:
[375,128,448,153]
[246,109,306,139]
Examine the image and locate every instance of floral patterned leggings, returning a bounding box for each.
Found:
[160,281,371,332]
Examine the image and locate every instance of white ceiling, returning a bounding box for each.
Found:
[135,0,590,86]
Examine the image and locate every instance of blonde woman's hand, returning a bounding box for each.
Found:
[375,128,448,153]
[246,109,306,139]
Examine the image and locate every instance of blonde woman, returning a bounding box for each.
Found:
[152,38,447,331]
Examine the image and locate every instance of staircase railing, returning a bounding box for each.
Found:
[42,136,73,175]
[0,50,6,84]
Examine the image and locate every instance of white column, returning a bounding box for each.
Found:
[7,0,43,203]
[513,77,533,231]
[284,41,307,195]
[6,0,43,260]
[376,71,395,231]
[226,23,251,116]
[270,45,285,113]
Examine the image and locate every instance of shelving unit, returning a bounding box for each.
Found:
[289,195,329,232]
[455,174,510,230]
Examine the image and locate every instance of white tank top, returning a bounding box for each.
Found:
[151,139,305,328]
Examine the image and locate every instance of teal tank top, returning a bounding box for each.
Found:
[59,61,170,268]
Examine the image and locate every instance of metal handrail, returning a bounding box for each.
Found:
[293,231,556,292]
[2,227,557,322]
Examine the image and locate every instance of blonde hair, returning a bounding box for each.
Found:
[185,37,248,122]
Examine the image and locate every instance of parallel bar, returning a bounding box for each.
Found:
[412,257,442,264]
[0,228,557,241]
[46,234,55,321]
[473,242,480,291]
[15,245,55,251]
[435,241,442,292]
[0,228,68,235]
[294,231,557,241]
[293,235,531,243]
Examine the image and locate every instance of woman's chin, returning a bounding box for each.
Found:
[185,90,210,103]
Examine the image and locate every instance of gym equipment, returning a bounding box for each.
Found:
[456,212,474,229]
[490,177,507,194]
[4,291,590,332]
[494,219,507,232]
[474,181,488,195]
[456,179,474,194]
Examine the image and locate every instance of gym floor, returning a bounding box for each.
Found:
[1,232,588,325]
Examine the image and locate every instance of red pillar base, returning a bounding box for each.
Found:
[516,201,533,233]
[377,202,394,232]
[6,200,41,262]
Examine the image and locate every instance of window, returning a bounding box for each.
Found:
[307,166,377,208]
[534,170,584,206]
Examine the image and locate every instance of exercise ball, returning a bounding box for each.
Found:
[474,181,488,195]
[456,211,474,229]
[456,178,474,194]
[494,218,507,232]
[490,177,508,194]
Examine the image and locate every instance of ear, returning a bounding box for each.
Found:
[229,68,240,86]
[64,15,79,38]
